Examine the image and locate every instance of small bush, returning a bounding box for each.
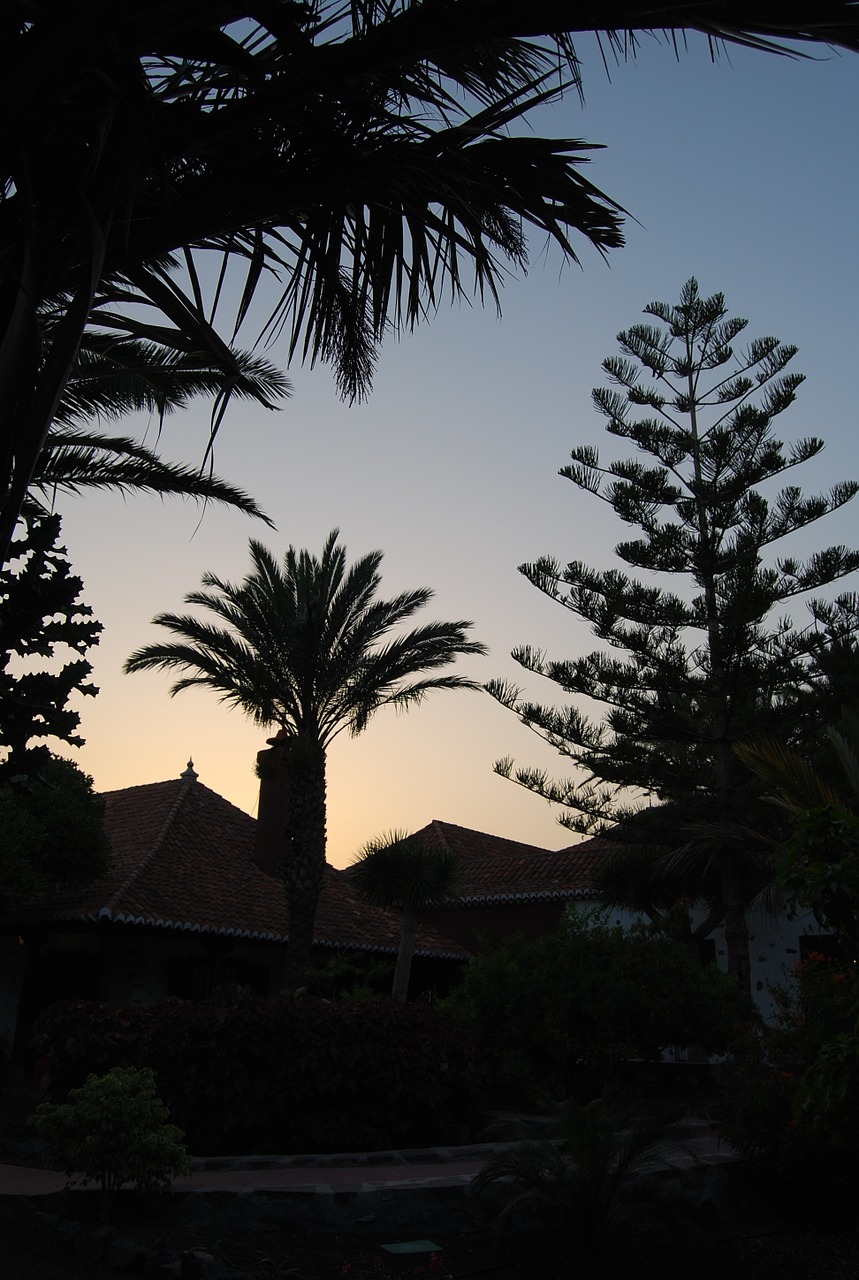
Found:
[29,1066,189,1217]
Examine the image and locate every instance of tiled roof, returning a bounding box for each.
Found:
[27,775,467,959]
[410,820,615,902]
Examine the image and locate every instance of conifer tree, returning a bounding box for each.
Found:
[0,508,109,908]
[488,279,859,988]
[0,508,102,779]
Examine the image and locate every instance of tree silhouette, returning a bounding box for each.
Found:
[349,830,460,1000]
[490,279,859,989]
[126,530,485,981]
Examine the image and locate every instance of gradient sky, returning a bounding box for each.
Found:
[50,35,859,868]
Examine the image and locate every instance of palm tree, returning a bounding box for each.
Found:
[349,830,461,1000]
[124,530,486,981]
[5,3,858,559]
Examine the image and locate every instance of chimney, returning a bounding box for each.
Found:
[253,729,292,877]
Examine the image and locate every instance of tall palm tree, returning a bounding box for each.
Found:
[349,829,460,1000]
[124,530,486,981]
[5,3,859,560]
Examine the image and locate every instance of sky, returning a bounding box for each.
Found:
[49,34,859,868]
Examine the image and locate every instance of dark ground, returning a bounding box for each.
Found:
[2,1198,859,1280]
[3,1078,858,1280]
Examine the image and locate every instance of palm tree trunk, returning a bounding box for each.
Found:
[279,737,327,990]
[392,909,417,1001]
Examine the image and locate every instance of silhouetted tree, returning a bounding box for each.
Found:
[490,279,859,989]
[126,531,485,981]
[350,830,460,999]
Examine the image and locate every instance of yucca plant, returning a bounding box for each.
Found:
[349,830,461,1000]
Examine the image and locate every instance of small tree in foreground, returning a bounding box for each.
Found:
[30,1066,189,1220]
[489,279,859,990]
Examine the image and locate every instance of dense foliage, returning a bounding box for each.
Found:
[0,755,109,912]
[28,993,483,1155]
[445,911,751,1104]
[721,952,859,1212]
[0,510,101,778]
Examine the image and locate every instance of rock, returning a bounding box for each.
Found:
[181,1249,217,1278]
[105,1236,151,1270]
[73,1223,115,1264]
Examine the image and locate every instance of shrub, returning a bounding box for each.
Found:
[27,993,483,1154]
[445,910,752,1105]
[29,999,150,1093]
[720,952,859,1211]
[29,1066,189,1218]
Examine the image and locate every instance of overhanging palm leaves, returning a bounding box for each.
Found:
[736,716,859,814]
[125,530,485,978]
[25,324,287,521]
[31,429,272,525]
[5,4,859,559]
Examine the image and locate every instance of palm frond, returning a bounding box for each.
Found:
[735,736,844,809]
[473,1094,691,1246]
[349,830,461,911]
[125,530,485,742]
[826,714,859,805]
[32,429,273,525]
[6,1,859,556]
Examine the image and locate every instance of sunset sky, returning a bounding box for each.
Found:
[51,35,859,868]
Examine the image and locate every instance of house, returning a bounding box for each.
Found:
[381,820,833,1018]
[0,764,833,1057]
[0,762,466,1057]
[390,819,608,950]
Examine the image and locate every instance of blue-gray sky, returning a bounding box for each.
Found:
[57,36,859,865]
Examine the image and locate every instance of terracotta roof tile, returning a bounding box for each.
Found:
[410,820,614,902]
[28,777,467,959]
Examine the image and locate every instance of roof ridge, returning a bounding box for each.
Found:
[102,776,195,915]
[431,819,562,855]
[426,819,454,852]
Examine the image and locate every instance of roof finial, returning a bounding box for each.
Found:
[181,759,198,781]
